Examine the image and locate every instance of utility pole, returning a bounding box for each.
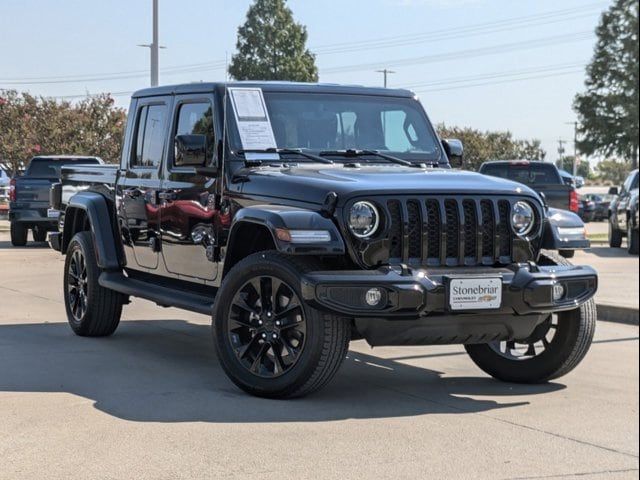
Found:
[376,69,396,88]
[137,0,164,86]
[565,121,579,177]
[557,139,566,170]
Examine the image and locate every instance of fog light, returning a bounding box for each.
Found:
[553,283,566,301]
[365,288,383,306]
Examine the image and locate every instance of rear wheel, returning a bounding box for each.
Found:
[10,222,28,247]
[465,251,596,383]
[64,231,124,337]
[609,220,623,248]
[213,251,350,398]
[33,226,48,242]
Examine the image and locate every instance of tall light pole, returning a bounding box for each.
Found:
[376,69,396,88]
[138,0,163,86]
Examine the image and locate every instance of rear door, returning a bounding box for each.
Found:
[117,97,170,271]
[159,93,219,281]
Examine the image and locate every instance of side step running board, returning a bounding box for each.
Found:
[99,271,214,316]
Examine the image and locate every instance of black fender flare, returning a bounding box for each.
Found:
[227,205,345,256]
[62,192,123,270]
[541,207,590,250]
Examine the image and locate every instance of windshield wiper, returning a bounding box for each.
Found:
[238,148,334,165]
[319,149,425,168]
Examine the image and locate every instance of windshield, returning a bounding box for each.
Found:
[481,163,562,186]
[228,92,442,163]
[26,158,100,178]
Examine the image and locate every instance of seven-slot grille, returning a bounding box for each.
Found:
[383,197,516,267]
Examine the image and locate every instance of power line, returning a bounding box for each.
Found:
[399,62,587,90]
[321,30,594,75]
[412,68,585,94]
[314,3,606,55]
[0,3,605,87]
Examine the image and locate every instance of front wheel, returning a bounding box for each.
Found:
[609,220,623,248]
[465,251,596,383]
[628,223,639,255]
[213,251,350,399]
[559,249,575,259]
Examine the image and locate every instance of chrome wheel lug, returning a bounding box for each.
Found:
[275,320,281,327]
[261,333,267,339]
[272,333,278,339]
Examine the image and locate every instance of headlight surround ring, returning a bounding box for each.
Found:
[348,201,380,239]
[511,201,536,236]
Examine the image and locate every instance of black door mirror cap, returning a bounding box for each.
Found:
[442,138,464,168]
[175,134,207,167]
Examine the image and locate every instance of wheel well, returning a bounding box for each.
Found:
[222,223,276,277]
[62,207,90,253]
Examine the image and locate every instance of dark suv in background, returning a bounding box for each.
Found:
[608,169,639,255]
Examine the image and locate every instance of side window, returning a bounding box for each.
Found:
[131,104,167,168]
[174,102,215,165]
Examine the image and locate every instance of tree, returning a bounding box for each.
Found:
[574,0,639,169]
[595,158,632,185]
[228,0,318,82]
[437,124,546,171]
[0,90,126,174]
[559,156,591,179]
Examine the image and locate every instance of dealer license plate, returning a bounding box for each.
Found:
[47,208,60,218]
[448,277,502,311]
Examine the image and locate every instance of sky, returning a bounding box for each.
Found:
[0,0,611,164]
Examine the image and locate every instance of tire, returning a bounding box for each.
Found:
[64,231,124,337]
[559,249,574,259]
[628,223,639,255]
[33,226,48,242]
[213,251,350,399]
[465,251,596,384]
[609,220,623,248]
[10,222,28,247]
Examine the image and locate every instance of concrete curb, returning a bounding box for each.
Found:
[597,303,639,326]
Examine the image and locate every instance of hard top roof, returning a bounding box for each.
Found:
[132,81,416,99]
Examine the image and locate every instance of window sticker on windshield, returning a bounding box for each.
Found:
[228,87,277,152]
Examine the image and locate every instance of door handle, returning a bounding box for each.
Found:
[124,188,143,199]
[158,191,177,202]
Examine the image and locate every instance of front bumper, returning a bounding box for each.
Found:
[301,263,597,346]
[301,263,597,318]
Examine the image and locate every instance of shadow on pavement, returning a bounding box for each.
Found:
[0,240,50,250]
[586,246,635,258]
[0,320,565,423]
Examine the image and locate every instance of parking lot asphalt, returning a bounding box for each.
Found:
[0,230,638,480]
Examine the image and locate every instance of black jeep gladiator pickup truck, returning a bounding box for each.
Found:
[50,82,598,398]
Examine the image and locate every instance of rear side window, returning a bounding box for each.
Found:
[132,104,168,168]
[482,163,561,185]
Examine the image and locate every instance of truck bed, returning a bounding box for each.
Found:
[60,164,118,205]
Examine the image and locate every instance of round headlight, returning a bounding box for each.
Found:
[349,201,380,238]
[511,201,535,236]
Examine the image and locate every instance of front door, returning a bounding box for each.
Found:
[117,98,170,271]
[159,94,219,281]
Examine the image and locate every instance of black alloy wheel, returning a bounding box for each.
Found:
[488,315,557,361]
[67,249,89,322]
[227,275,306,378]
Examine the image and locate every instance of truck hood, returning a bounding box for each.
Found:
[233,164,541,206]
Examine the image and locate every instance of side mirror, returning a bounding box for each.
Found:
[608,186,619,196]
[175,134,207,167]
[442,139,464,168]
